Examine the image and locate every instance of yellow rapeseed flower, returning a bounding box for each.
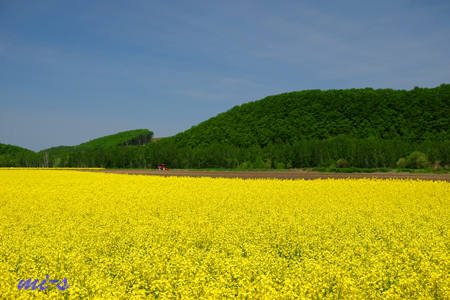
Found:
[0,170,449,299]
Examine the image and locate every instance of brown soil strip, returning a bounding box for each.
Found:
[75,169,450,182]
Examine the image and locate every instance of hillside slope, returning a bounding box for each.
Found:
[0,143,35,167]
[40,129,153,154]
[0,143,35,156]
[159,84,450,148]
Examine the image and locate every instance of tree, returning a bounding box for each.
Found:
[396,158,408,169]
[406,151,430,169]
[43,152,49,168]
[276,162,285,169]
[336,158,350,168]
[265,158,272,169]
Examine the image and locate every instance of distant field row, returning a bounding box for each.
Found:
[78,168,450,183]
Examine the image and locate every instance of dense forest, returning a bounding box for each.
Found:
[161,84,450,148]
[1,85,449,170]
[4,135,447,170]
[144,84,450,170]
[143,136,450,170]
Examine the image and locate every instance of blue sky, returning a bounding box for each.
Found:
[1,0,449,152]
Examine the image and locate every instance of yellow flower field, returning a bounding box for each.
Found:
[0,168,105,170]
[0,170,449,299]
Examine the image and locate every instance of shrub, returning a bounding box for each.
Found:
[396,158,408,169]
[347,167,364,173]
[336,159,350,168]
[406,151,430,169]
[286,161,292,169]
[238,162,247,169]
[334,168,381,173]
[253,158,265,169]
[276,162,285,169]
[322,159,335,168]
[265,159,272,169]
[433,167,449,174]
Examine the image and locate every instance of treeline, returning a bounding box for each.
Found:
[164,84,450,148]
[144,136,450,169]
[0,146,148,168]
[0,129,154,167]
[4,135,448,169]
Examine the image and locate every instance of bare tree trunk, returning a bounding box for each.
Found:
[374,149,378,168]
[43,152,49,168]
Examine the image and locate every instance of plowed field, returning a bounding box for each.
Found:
[78,169,450,182]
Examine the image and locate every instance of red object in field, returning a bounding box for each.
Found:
[159,164,168,170]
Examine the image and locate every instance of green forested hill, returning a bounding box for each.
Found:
[39,129,153,154]
[0,143,35,167]
[161,84,450,148]
[0,129,153,167]
[0,143,34,156]
[2,85,450,169]
[73,129,153,151]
